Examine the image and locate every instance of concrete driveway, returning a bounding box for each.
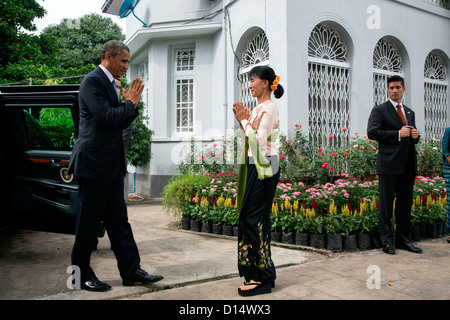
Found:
[0,200,449,301]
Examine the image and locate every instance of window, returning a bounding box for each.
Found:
[138,61,149,119]
[424,51,448,144]
[308,24,350,149]
[24,107,75,150]
[174,47,196,133]
[239,30,270,111]
[372,39,404,106]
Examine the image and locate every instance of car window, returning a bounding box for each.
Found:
[23,107,75,151]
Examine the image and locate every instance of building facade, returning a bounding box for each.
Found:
[119,0,449,197]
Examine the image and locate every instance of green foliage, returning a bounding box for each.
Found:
[417,139,444,177]
[38,108,74,148]
[162,174,210,219]
[0,0,56,79]
[41,13,125,69]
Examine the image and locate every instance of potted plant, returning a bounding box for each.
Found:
[271,202,281,242]
[305,209,325,249]
[325,201,343,252]
[294,210,309,246]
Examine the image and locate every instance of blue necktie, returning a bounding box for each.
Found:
[112,79,120,102]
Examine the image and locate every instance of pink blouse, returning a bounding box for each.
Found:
[239,100,280,157]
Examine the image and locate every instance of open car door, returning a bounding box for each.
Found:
[0,86,80,234]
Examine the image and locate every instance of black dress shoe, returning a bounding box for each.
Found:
[122,268,163,286]
[81,277,111,292]
[382,244,395,254]
[396,241,422,253]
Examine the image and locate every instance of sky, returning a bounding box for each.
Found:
[33,0,127,34]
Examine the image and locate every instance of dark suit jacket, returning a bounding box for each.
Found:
[367,101,419,176]
[69,67,138,181]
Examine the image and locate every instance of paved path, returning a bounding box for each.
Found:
[0,200,449,302]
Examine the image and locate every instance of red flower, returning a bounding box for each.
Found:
[330,152,335,156]
[318,148,322,152]
[344,151,349,156]
[329,135,333,139]
[279,155,286,159]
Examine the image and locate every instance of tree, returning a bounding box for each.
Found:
[0,0,59,79]
[42,13,125,69]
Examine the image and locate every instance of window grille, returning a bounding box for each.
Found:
[372,39,404,106]
[426,0,447,7]
[424,52,448,144]
[239,30,270,110]
[138,61,149,119]
[176,78,194,133]
[308,24,350,149]
[175,48,195,72]
[174,48,195,133]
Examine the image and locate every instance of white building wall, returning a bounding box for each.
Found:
[123,0,450,197]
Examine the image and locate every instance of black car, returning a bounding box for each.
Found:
[0,85,80,234]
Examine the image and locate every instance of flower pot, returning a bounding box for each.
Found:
[201,221,212,233]
[190,219,201,232]
[310,233,326,249]
[212,223,222,235]
[419,223,428,240]
[357,232,372,251]
[295,232,309,246]
[426,223,436,239]
[411,224,421,242]
[371,230,382,249]
[343,234,357,252]
[281,231,295,244]
[181,217,191,230]
[222,225,233,236]
[271,231,281,243]
[436,221,442,238]
[327,233,342,252]
[233,226,239,237]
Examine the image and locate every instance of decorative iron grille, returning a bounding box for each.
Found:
[308,25,350,149]
[239,30,270,110]
[372,39,404,106]
[424,52,448,144]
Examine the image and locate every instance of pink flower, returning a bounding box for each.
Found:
[212,144,218,148]
[328,166,333,170]
[343,128,347,131]
[321,162,328,168]
[279,155,286,159]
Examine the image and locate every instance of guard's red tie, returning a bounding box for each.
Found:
[397,104,406,126]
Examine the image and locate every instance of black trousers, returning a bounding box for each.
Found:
[378,172,415,246]
[238,158,280,284]
[71,175,140,281]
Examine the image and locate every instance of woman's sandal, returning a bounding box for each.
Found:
[238,282,271,297]
[243,280,275,288]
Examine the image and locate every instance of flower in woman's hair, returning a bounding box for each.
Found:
[271,75,281,91]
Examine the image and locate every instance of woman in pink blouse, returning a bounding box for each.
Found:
[233,66,284,297]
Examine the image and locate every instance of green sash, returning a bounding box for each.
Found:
[236,129,279,211]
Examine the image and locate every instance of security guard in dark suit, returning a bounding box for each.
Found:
[367,75,422,255]
[68,40,163,291]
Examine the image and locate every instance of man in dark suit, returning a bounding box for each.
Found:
[367,75,422,255]
[69,40,163,291]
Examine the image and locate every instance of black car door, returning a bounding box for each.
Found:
[1,89,79,233]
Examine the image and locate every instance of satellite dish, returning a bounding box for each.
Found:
[103,0,147,27]
[119,0,147,27]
